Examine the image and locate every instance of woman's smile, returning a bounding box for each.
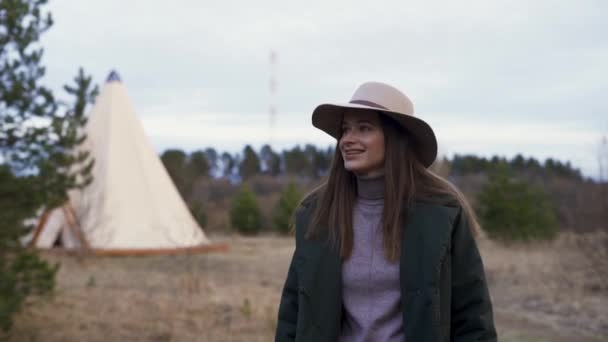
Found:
[343,148,365,159]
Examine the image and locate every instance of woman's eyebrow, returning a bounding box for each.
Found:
[356,119,374,124]
[342,118,375,126]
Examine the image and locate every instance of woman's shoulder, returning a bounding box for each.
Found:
[413,194,462,224]
[291,191,324,243]
[295,187,324,214]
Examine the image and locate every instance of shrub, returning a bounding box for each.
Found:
[477,170,558,241]
[0,250,58,332]
[273,183,302,234]
[230,185,262,235]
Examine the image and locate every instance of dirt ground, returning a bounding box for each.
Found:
[7,233,608,342]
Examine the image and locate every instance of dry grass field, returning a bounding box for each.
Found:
[6,233,608,342]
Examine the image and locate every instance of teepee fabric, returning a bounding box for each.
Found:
[32,71,209,251]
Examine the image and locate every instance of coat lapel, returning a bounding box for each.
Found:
[400,201,453,340]
[299,236,342,340]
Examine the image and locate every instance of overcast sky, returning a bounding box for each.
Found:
[40,0,607,178]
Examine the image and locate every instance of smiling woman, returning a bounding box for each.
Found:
[275,82,497,342]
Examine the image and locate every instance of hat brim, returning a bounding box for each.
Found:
[312,103,438,168]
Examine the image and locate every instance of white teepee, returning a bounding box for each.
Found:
[31,71,217,255]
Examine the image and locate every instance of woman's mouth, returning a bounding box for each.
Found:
[344,149,364,159]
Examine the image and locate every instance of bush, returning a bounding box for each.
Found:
[273,183,302,234]
[0,250,58,332]
[477,170,558,241]
[230,185,262,235]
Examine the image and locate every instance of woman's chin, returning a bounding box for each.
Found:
[344,163,363,174]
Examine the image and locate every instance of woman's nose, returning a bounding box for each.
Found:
[340,131,355,147]
[341,129,357,142]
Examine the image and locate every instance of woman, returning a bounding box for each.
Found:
[275,82,497,342]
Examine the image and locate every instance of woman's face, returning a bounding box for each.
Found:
[339,111,385,177]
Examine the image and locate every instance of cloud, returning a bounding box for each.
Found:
[39,0,608,177]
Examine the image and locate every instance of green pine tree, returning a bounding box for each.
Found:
[477,168,558,241]
[0,0,96,332]
[260,144,281,176]
[230,185,262,235]
[239,145,261,180]
[283,145,311,177]
[187,150,210,179]
[160,149,189,196]
[273,182,302,234]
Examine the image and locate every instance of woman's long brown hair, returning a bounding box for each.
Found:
[303,114,480,262]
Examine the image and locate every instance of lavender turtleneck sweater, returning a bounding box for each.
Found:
[339,175,404,342]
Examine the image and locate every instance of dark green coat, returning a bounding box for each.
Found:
[275,195,497,342]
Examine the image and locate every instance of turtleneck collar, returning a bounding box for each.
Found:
[356,174,385,200]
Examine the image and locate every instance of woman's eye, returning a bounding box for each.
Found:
[360,125,371,132]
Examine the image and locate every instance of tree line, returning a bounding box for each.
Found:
[162,145,595,243]
[449,154,583,180]
[160,144,334,198]
[161,145,586,197]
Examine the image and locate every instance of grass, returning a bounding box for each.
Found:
[6,233,608,341]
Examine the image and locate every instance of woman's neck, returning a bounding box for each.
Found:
[356,174,385,200]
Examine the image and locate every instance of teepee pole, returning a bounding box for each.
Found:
[29,209,51,247]
[62,204,91,253]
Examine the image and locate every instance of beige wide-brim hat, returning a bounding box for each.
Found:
[312,81,437,168]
